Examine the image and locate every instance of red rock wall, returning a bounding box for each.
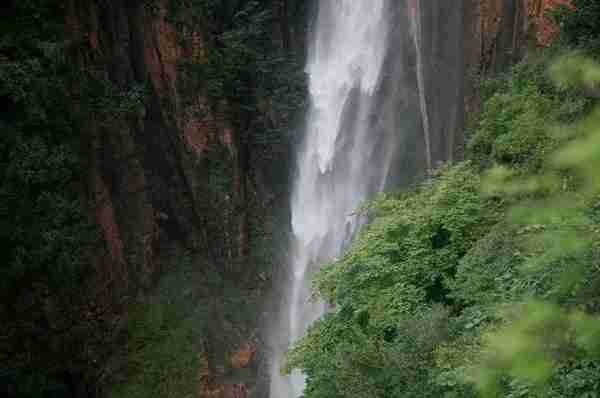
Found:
[463,0,570,120]
[68,0,240,289]
[531,0,574,46]
[66,1,302,396]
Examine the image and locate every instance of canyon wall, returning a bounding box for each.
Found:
[373,0,568,179]
[64,0,308,396]
[68,0,305,291]
[464,0,571,118]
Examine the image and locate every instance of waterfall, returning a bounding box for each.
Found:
[268,1,391,396]
[266,1,464,396]
[409,0,432,169]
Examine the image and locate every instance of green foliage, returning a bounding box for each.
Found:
[0,1,106,396]
[285,306,455,398]
[554,0,600,57]
[177,1,272,100]
[85,79,148,118]
[469,84,554,170]
[172,0,308,144]
[170,0,307,280]
[104,253,208,398]
[473,302,600,396]
[469,57,600,397]
[0,1,153,395]
[315,163,495,318]
[284,163,499,398]
[468,54,589,172]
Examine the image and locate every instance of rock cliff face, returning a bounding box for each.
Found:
[361,0,568,184]
[65,0,307,396]
[68,0,289,287]
[357,0,568,183]
[464,0,570,117]
[465,0,568,75]
[69,0,197,292]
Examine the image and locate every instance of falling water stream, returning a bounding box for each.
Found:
[267,1,462,396]
[409,0,432,169]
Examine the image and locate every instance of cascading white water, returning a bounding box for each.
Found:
[269,1,392,396]
[409,0,432,169]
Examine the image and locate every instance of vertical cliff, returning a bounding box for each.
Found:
[64,0,308,396]
[68,0,304,288]
[358,0,567,180]
[464,0,570,119]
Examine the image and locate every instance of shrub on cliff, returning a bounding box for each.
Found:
[285,41,600,398]
[0,1,101,396]
[556,0,600,57]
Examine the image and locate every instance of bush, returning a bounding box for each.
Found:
[104,253,208,398]
[556,0,600,57]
